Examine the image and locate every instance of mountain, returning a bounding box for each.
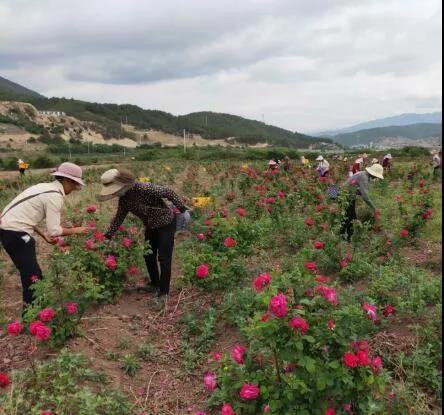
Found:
[331,123,442,148]
[0,76,332,148]
[0,76,44,100]
[315,112,442,137]
[1,96,330,148]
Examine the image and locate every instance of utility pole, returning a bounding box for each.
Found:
[183,129,186,153]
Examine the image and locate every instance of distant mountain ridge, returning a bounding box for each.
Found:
[0,75,332,148]
[331,123,442,148]
[316,112,442,137]
[0,76,44,99]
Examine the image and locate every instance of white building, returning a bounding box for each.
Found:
[39,110,66,117]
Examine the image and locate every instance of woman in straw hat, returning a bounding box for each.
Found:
[341,163,384,241]
[0,162,87,309]
[315,155,330,177]
[98,169,190,301]
[431,149,441,178]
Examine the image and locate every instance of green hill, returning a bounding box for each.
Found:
[329,123,442,147]
[0,76,44,100]
[0,75,330,148]
[22,97,329,148]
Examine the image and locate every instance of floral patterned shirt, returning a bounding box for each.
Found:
[106,182,187,237]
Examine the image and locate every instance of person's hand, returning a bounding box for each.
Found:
[73,226,89,235]
[373,208,380,221]
[43,234,58,245]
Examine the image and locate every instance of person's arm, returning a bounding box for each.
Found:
[44,195,87,238]
[105,198,129,239]
[358,178,376,211]
[148,184,189,213]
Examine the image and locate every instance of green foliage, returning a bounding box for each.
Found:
[0,350,133,414]
[120,354,141,377]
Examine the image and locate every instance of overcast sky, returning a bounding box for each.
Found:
[0,0,441,132]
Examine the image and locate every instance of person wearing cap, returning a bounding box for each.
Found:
[267,160,279,171]
[431,149,441,177]
[17,158,28,176]
[0,162,87,308]
[341,163,384,241]
[350,156,364,176]
[98,169,190,300]
[315,155,330,177]
[382,154,393,171]
[281,155,292,172]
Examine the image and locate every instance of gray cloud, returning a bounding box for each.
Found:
[0,0,441,131]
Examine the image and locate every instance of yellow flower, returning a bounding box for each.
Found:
[138,177,151,183]
[164,165,172,172]
[192,197,213,208]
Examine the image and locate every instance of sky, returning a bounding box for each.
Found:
[0,0,441,133]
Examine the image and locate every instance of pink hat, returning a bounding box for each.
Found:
[268,160,277,165]
[50,162,85,185]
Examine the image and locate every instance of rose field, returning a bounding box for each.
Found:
[0,155,442,415]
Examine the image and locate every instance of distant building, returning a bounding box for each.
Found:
[39,110,66,116]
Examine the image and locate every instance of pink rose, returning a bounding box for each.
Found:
[357,349,370,366]
[327,319,336,330]
[325,408,336,415]
[197,233,205,241]
[7,321,24,336]
[289,316,309,336]
[362,303,378,322]
[277,191,285,199]
[240,384,260,400]
[253,273,272,293]
[305,217,315,226]
[94,232,106,242]
[371,356,383,374]
[224,237,236,248]
[231,344,246,364]
[85,239,95,250]
[35,324,51,341]
[313,241,325,250]
[122,237,132,249]
[203,372,217,392]
[221,403,236,415]
[86,204,97,213]
[344,352,359,368]
[196,264,210,279]
[105,255,118,269]
[0,372,10,389]
[235,207,247,217]
[269,293,288,318]
[400,228,409,238]
[65,302,78,315]
[305,261,317,272]
[38,307,56,322]
[29,320,45,335]
[382,304,396,317]
[127,265,139,276]
[31,275,40,283]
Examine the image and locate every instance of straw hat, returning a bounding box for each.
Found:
[371,158,379,164]
[50,162,85,185]
[99,169,131,197]
[384,154,392,159]
[366,163,384,179]
[316,155,324,161]
[268,160,277,166]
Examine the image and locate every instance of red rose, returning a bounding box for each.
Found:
[344,352,359,368]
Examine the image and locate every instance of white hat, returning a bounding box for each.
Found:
[366,163,384,179]
[99,169,129,197]
[316,155,324,161]
[268,160,277,166]
[51,162,85,186]
[371,158,379,164]
[385,154,392,159]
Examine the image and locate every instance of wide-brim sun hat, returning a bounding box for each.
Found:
[268,160,277,166]
[385,154,393,159]
[50,162,85,185]
[316,155,324,161]
[366,163,384,179]
[371,158,379,164]
[99,169,129,197]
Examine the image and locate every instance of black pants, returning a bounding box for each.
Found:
[0,229,42,305]
[341,199,357,241]
[144,219,176,295]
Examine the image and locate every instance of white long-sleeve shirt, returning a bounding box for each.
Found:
[0,181,65,237]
